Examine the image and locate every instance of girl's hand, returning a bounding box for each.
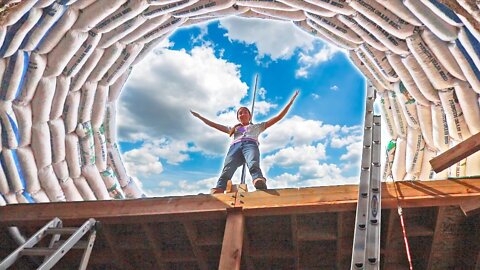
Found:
[290,90,299,103]
[190,110,200,118]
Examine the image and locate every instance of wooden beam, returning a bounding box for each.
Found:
[183,221,209,270]
[142,223,168,270]
[460,198,480,216]
[291,215,300,270]
[219,208,245,270]
[335,212,345,270]
[430,131,480,173]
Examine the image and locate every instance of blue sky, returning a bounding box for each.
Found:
[116,17,367,196]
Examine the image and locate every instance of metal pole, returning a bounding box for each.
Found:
[240,74,259,185]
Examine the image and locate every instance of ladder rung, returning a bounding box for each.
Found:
[46,227,79,235]
[20,248,56,257]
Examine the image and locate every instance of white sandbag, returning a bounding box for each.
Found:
[31,123,52,170]
[91,85,109,128]
[388,90,407,138]
[100,43,143,86]
[305,13,363,44]
[250,8,305,21]
[405,127,424,177]
[108,68,131,102]
[302,0,353,15]
[132,34,169,66]
[0,156,9,194]
[71,49,104,92]
[66,133,82,178]
[44,30,89,77]
[419,0,463,27]
[416,103,436,151]
[32,76,56,124]
[349,0,415,39]
[73,176,96,200]
[70,0,96,9]
[95,0,149,34]
[15,52,46,105]
[77,122,95,166]
[438,88,472,141]
[348,51,387,92]
[421,30,466,81]
[454,80,480,134]
[49,118,66,163]
[466,151,480,176]
[391,137,406,181]
[88,43,124,83]
[100,167,125,199]
[1,51,28,101]
[458,27,480,75]
[143,0,199,19]
[0,148,25,192]
[448,140,467,178]
[59,177,83,201]
[457,13,480,43]
[401,54,441,104]
[16,191,35,203]
[307,19,359,50]
[356,49,392,90]
[94,126,107,172]
[234,0,298,12]
[12,102,32,147]
[418,147,436,180]
[337,15,387,52]
[2,8,42,58]
[0,194,5,205]
[406,33,455,89]
[53,160,69,181]
[79,82,97,123]
[382,140,396,180]
[63,91,81,133]
[23,3,67,51]
[35,0,56,8]
[277,0,335,17]
[379,91,398,140]
[431,104,449,152]
[448,40,480,94]
[0,107,20,149]
[119,14,170,45]
[16,146,40,193]
[104,102,117,144]
[62,31,102,78]
[107,143,129,186]
[386,53,431,106]
[82,164,109,200]
[30,189,50,202]
[0,27,5,50]
[174,0,236,18]
[360,44,398,82]
[3,193,18,204]
[375,0,422,26]
[98,15,147,49]
[353,13,409,55]
[37,8,80,54]
[50,76,70,120]
[403,0,458,41]
[122,178,145,198]
[134,17,186,45]
[0,59,5,97]
[72,0,128,32]
[38,165,65,202]
[393,82,420,129]
[2,0,37,27]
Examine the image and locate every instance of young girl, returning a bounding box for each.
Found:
[191,90,299,194]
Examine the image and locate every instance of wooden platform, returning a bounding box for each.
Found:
[1,179,480,269]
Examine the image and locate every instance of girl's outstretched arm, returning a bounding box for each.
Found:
[265,90,299,129]
[190,110,230,134]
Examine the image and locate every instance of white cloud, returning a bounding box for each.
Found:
[340,141,362,162]
[296,45,342,78]
[312,93,320,100]
[124,148,164,177]
[262,143,327,173]
[252,100,277,116]
[330,85,339,91]
[219,17,315,61]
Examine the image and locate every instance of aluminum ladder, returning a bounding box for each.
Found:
[351,82,382,269]
[0,217,98,270]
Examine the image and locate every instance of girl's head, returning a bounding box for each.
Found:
[236,107,251,125]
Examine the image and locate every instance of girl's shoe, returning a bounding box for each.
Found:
[210,188,225,194]
[253,178,267,190]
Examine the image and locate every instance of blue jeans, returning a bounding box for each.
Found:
[216,141,265,189]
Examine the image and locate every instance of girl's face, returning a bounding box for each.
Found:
[237,108,251,125]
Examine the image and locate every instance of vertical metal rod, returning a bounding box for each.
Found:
[241,74,259,185]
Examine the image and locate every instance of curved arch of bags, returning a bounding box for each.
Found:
[0,0,480,206]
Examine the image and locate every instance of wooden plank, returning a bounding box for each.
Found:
[219,208,245,270]
[101,225,134,270]
[142,223,167,270]
[242,225,255,270]
[291,215,300,270]
[182,221,209,270]
[430,132,480,173]
[460,197,480,216]
[335,212,344,270]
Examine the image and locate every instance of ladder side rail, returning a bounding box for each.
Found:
[78,228,97,270]
[0,218,62,269]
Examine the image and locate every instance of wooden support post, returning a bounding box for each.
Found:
[219,208,245,270]
[430,132,480,173]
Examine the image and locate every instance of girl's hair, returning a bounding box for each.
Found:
[229,107,251,137]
